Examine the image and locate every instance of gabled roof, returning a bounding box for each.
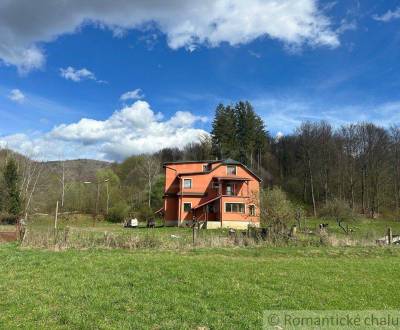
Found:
[164,158,262,182]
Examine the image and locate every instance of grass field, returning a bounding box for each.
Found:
[1,243,400,329]
[2,215,400,328]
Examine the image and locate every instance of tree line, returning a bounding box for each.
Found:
[1,101,400,222]
[274,121,400,219]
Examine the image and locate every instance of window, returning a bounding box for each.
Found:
[227,165,236,175]
[203,164,211,172]
[212,182,220,189]
[249,205,256,216]
[183,178,192,189]
[225,203,245,213]
[183,203,192,212]
[226,183,234,196]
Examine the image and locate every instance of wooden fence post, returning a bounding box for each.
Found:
[388,227,393,245]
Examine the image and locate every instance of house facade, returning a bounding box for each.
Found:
[162,159,261,229]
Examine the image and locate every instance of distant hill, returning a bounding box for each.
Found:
[43,159,112,182]
[0,149,111,182]
[0,149,112,213]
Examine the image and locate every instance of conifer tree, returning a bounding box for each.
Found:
[4,158,21,215]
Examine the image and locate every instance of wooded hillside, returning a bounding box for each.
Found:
[1,101,400,221]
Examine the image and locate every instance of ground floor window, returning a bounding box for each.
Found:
[249,204,256,216]
[225,203,245,213]
[183,202,192,212]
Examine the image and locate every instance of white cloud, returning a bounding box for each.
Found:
[168,111,208,127]
[8,89,25,103]
[60,67,96,82]
[120,89,144,101]
[0,0,339,72]
[373,7,400,22]
[336,19,357,34]
[253,96,400,135]
[0,100,208,161]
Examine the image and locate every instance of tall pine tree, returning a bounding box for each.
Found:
[211,104,237,159]
[4,158,21,215]
[211,101,268,167]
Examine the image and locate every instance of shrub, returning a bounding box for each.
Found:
[320,198,352,220]
[260,187,295,235]
[320,198,353,234]
[106,202,129,223]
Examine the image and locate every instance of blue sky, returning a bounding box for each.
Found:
[1,0,400,160]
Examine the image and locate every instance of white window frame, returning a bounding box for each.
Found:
[227,165,237,175]
[183,202,192,212]
[224,202,245,214]
[183,178,192,189]
[248,204,256,216]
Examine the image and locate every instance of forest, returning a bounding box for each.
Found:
[1,100,400,222]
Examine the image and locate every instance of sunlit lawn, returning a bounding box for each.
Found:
[1,244,400,329]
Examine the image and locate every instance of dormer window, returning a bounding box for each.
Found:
[227,165,236,175]
[183,178,192,189]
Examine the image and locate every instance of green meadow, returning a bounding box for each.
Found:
[1,216,400,329]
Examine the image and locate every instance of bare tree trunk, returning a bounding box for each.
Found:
[61,161,65,208]
[24,164,43,215]
[148,175,152,208]
[303,172,308,203]
[361,165,366,214]
[106,181,109,214]
[308,157,317,217]
[324,167,328,204]
[350,174,355,210]
[95,182,100,215]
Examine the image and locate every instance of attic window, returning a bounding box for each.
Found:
[203,164,211,172]
[227,165,236,175]
[183,179,192,189]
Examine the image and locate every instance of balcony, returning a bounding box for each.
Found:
[213,176,251,198]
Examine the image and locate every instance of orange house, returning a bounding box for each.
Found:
[162,159,261,229]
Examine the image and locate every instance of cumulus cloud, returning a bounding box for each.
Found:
[60,67,97,82]
[0,0,339,72]
[8,89,25,103]
[120,89,144,101]
[0,101,208,161]
[373,7,400,22]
